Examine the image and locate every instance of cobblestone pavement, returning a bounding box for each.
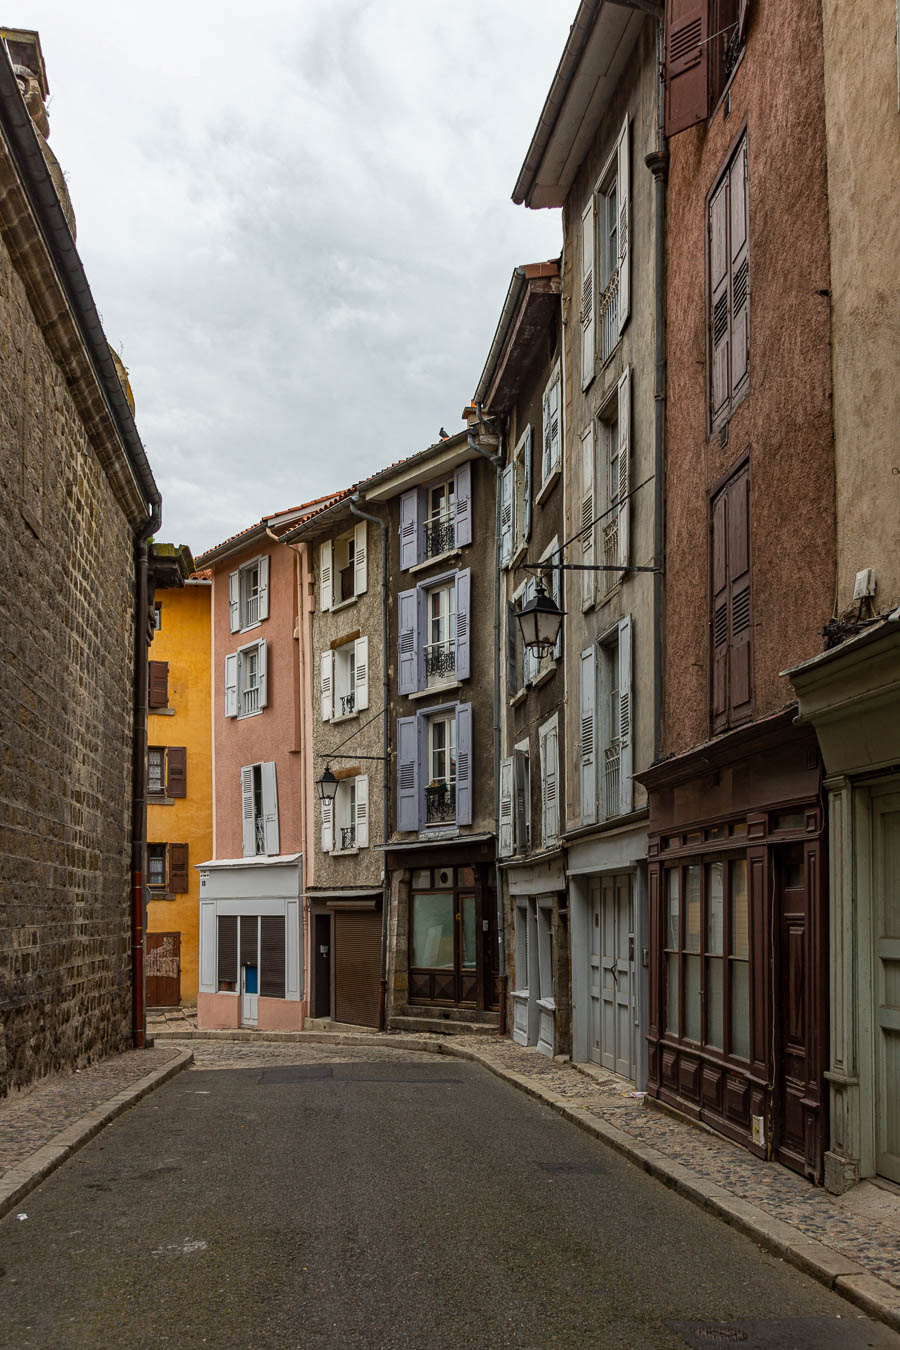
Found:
[181,1039,445,1071]
[0,1047,181,1176]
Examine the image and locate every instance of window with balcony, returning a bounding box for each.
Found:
[580,368,630,610]
[229,555,269,633]
[426,713,457,825]
[399,463,472,570]
[425,479,456,559]
[321,774,371,854]
[397,569,470,694]
[579,616,633,825]
[396,703,472,833]
[318,523,368,611]
[320,636,369,722]
[224,641,268,720]
[580,117,630,387]
[425,580,457,686]
[240,761,279,857]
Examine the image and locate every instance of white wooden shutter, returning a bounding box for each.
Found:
[581,424,596,610]
[257,640,268,708]
[319,539,333,611]
[321,797,334,853]
[261,761,279,855]
[580,646,597,826]
[224,652,238,718]
[320,649,334,721]
[551,547,562,661]
[499,464,514,566]
[617,367,631,570]
[355,774,369,849]
[616,115,630,334]
[354,636,369,710]
[618,614,633,814]
[241,765,256,856]
[581,198,595,388]
[257,555,269,621]
[353,521,368,595]
[540,720,559,844]
[229,571,240,632]
[498,757,514,858]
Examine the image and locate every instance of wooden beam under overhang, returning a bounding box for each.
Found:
[482,277,560,416]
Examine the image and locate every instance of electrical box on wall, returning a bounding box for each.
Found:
[752,1114,765,1148]
[853,567,876,600]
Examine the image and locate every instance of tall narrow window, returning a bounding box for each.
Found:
[426,714,457,825]
[426,480,456,558]
[426,581,457,685]
[710,460,751,732]
[709,134,749,429]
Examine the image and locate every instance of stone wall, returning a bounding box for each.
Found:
[0,231,136,1095]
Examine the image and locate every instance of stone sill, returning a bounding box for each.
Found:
[150,707,175,717]
[331,848,360,857]
[409,681,461,701]
[410,548,462,575]
[509,689,527,708]
[532,662,557,690]
[330,596,360,615]
[147,795,176,807]
[535,466,560,507]
[329,711,359,725]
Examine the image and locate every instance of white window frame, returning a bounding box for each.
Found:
[320,523,367,612]
[592,116,630,366]
[539,712,560,847]
[230,554,269,634]
[425,712,457,826]
[148,746,165,796]
[511,426,531,560]
[237,639,264,718]
[425,478,457,560]
[334,643,356,719]
[514,739,531,854]
[425,579,457,687]
[241,761,279,857]
[536,897,554,1006]
[540,363,562,492]
[509,580,527,700]
[147,842,167,890]
[596,614,633,820]
[334,778,358,853]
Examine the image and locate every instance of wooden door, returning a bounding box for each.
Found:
[775,845,812,1176]
[314,913,332,1019]
[240,917,258,1026]
[589,881,604,1065]
[334,909,381,1027]
[873,792,900,1183]
[590,878,635,1079]
[613,875,635,1080]
[146,932,180,1007]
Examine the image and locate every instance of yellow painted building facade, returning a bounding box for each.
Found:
[146,579,212,1004]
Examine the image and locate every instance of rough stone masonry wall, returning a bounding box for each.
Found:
[0,233,136,1096]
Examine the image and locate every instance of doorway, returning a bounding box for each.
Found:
[240,916,259,1027]
[872,790,900,1183]
[146,932,181,1008]
[407,865,498,1008]
[314,912,332,1019]
[774,843,816,1178]
[589,875,635,1079]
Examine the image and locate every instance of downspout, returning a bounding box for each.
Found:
[349,495,390,1030]
[468,424,507,1032]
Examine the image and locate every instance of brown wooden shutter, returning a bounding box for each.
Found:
[169,842,189,893]
[260,915,286,998]
[709,179,730,426]
[218,915,237,987]
[729,138,749,396]
[727,468,752,723]
[711,489,729,732]
[166,746,187,798]
[240,916,258,969]
[664,0,708,136]
[148,660,169,709]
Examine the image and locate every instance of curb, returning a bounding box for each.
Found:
[0,1048,194,1223]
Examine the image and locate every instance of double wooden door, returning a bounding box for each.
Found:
[589,876,635,1079]
[146,932,180,1007]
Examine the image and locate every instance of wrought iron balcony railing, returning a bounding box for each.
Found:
[425,780,456,825]
[424,514,455,559]
[255,816,266,855]
[339,691,356,717]
[599,269,619,360]
[424,641,456,681]
[340,825,357,851]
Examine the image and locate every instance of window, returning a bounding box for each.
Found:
[664,0,749,137]
[321,636,369,721]
[147,746,186,799]
[147,842,189,895]
[710,460,751,732]
[579,616,633,825]
[499,744,531,858]
[499,424,534,567]
[152,604,162,630]
[541,366,562,486]
[581,118,630,385]
[229,555,269,633]
[148,843,167,889]
[318,523,367,611]
[240,762,279,857]
[506,587,526,700]
[580,368,630,611]
[664,857,750,1059]
[396,703,473,832]
[148,660,169,710]
[538,714,559,846]
[536,539,563,674]
[321,774,369,853]
[709,134,749,429]
[399,463,472,570]
[224,640,268,719]
[397,570,470,694]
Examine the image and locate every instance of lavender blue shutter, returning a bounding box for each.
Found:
[523,427,533,543]
[455,569,470,680]
[454,462,472,547]
[455,703,473,826]
[400,489,421,570]
[397,588,418,694]
[397,716,419,831]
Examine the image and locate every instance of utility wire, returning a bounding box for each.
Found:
[518,472,655,571]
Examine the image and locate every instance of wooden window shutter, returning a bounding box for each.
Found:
[616,116,630,333]
[711,489,729,732]
[551,548,562,661]
[455,703,473,826]
[499,464,514,566]
[580,646,597,826]
[241,765,257,857]
[261,761,279,855]
[355,774,369,848]
[260,915,286,998]
[354,636,369,710]
[396,715,419,832]
[319,539,333,611]
[618,614,634,814]
[581,424,596,610]
[540,721,559,843]
[664,0,709,137]
[455,569,471,680]
[514,749,530,851]
[729,138,749,396]
[224,653,238,718]
[709,178,730,426]
[522,578,537,686]
[169,842,189,893]
[399,489,421,570]
[148,660,168,709]
[257,640,268,709]
[217,914,237,987]
[498,757,514,858]
[581,198,595,388]
[617,367,631,569]
[397,588,419,695]
[166,746,187,798]
[228,570,240,632]
[353,521,368,596]
[506,601,518,697]
[453,463,472,547]
[257,555,270,621]
[321,795,334,852]
[320,649,334,721]
[522,427,533,543]
[727,468,752,724]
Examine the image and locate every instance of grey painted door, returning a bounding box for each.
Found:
[590,876,635,1079]
[874,790,900,1184]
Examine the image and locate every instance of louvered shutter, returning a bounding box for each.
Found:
[730,138,749,396]
[400,489,421,569]
[229,570,240,632]
[455,569,470,680]
[498,757,514,858]
[354,636,369,710]
[617,116,630,334]
[664,0,708,136]
[523,426,533,543]
[551,548,562,661]
[709,178,730,426]
[580,646,597,826]
[319,539,333,611]
[711,490,729,731]
[514,749,530,851]
[321,794,334,852]
[506,601,518,698]
[541,721,559,843]
[618,615,633,814]
[224,653,238,718]
[544,377,561,477]
[455,703,473,826]
[522,578,536,685]
[499,464,514,566]
[727,469,752,724]
[354,522,368,595]
[355,774,369,848]
[397,587,419,695]
[170,842,189,894]
[581,424,596,609]
[240,916,258,971]
[167,746,187,798]
[617,367,631,569]
[218,915,238,987]
[397,715,419,831]
[257,555,269,621]
[581,198,595,388]
[320,649,334,721]
[454,463,472,547]
[148,660,169,709]
[257,641,268,709]
[241,765,256,857]
[261,761,279,855]
[260,915,286,998]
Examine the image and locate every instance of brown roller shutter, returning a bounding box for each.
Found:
[334,909,382,1027]
[240,916,258,969]
[218,915,237,988]
[664,0,708,136]
[167,746,187,798]
[148,660,169,709]
[169,842,189,893]
[260,915,286,998]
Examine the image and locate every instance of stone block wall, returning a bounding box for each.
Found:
[0,234,136,1095]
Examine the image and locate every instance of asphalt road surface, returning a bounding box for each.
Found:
[1,1047,897,1350]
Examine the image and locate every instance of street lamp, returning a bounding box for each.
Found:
[316,764,339,804]
[515,576,564,657]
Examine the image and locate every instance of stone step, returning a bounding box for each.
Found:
[303,1017,379,1034]
[394,1004,498,1024]
[389,1014,499,1036]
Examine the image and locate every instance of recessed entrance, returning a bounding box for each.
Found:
[589,875,635,1079]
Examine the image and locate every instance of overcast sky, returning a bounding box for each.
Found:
[14,2,568,553]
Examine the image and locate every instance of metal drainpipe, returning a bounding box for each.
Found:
[645,19,669,765]
[348,495,390,1030]
[131,498,161,1049]
[467,425,507,1032]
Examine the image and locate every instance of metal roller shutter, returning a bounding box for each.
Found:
[334,909,381,1028]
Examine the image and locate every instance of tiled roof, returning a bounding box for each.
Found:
[196,492,341,565]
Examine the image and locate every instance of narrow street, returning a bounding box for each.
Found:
[0,1045,896,1350]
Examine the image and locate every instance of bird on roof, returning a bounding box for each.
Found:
[439,427,449,440]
